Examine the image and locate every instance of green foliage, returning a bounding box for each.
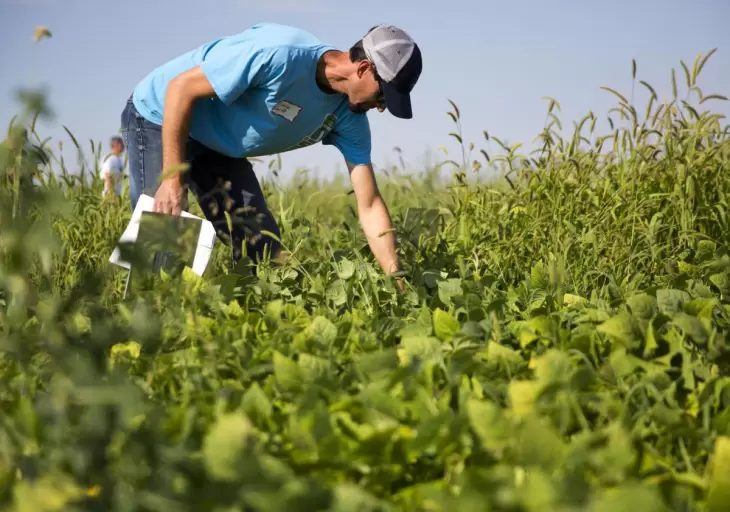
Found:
[2,48,730,511]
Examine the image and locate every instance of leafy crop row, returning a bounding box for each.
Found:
[1,43,730,511]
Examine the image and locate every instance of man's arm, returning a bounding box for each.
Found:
[347,161,402,282]
[100,157,114,196]
[103,174,114,196]
[154,65,217,214]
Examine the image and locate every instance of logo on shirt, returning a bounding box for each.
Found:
[287,114,337,151]
[271,100,302,122]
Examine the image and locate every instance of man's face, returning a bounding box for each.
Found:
[112,139,125,154]
[347,60,386,115]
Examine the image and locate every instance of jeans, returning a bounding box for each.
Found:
[119,97,281,268]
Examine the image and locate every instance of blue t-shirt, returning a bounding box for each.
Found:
[131,23,372,165]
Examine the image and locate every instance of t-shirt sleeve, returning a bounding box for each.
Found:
[323,110,372,167]
[199,39,283,106]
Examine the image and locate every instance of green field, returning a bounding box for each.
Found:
[2,48,730,511]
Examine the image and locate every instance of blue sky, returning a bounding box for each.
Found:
[1,0,729,181]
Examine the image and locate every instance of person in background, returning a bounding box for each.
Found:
[100,135,126,197]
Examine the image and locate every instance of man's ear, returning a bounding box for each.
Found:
[356,59,372,78]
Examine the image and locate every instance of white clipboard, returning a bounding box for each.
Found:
[109,194,217,279]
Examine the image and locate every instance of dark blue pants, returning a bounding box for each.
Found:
[120,97,281,268]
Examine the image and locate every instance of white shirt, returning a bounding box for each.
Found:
[100,153,125,196]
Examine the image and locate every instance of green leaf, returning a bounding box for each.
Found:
[202,413,254,482]
[563,293,587,306]
[696,240,717,262]
[11,473,84,512]
[241,383,272,426]
[597,310,641,348]
[298,353,332,382]
[590,483,668,512]
[656,288,691,316]
[305,315,338,347]
[437,278,462,305]
[684,297,717,319]
[509,380,540,417]
[627,293,657,320]
[515,416,567,471]
[710,272,730,296]
[433,308,460,341]
[336,259,355,280]
[466,398,511,455]
[273,351,304,393]
[330,484,393,512]
[517,315,552,348]
[398,335,442,364]
[486,342,527,374]
[531,260,548,289]
[708,436,730,511]
[672,312,709,345]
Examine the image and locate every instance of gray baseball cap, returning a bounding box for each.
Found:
[362,25,422,119]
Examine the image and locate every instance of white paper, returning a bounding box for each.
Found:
[109,194,217,276]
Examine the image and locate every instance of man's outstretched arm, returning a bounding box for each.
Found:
[347,161,402,282]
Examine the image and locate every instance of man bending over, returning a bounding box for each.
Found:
[120,23,422,279]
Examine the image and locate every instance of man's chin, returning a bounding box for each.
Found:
[347,103,369,115]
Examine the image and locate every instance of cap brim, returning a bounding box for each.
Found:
[382,82,412,119]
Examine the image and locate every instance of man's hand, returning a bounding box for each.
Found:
[158,65,217,215]
[153,174,186,215]
[347,161,404,289]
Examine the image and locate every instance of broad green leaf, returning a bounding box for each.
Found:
[597,310,640,347]
[486,342,526,374]
[273,351,304,393]
[398,335,442,364]
[241,382,272,426]
[330,484,393,512]
[437,278,462,305]
[710,271,730,296]
[627,293,657,320]
[590,484,666,512]
[466,398,511,455]
[684,297,717,318]
[335,259,355,280]
[563,293,587,306]
[532,349,572,387]
[610,347,649,378]
[656,288,691,316]
[696,239,717,262]
[298,353,332,382]
[356,348,400,379]
[515,417,567,471]
[509,380,540,417]
[518,470,559,511]
[433,307,460,341]
[11,473,84,512]
[305,315,338,347]
[672,312,709,345]
[517,315,552,348]
[202,412,254,482]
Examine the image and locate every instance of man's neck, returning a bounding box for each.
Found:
[316,50,353,96]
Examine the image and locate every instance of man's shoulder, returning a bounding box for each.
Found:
[229,23,336,60]
[245,23,330,45]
